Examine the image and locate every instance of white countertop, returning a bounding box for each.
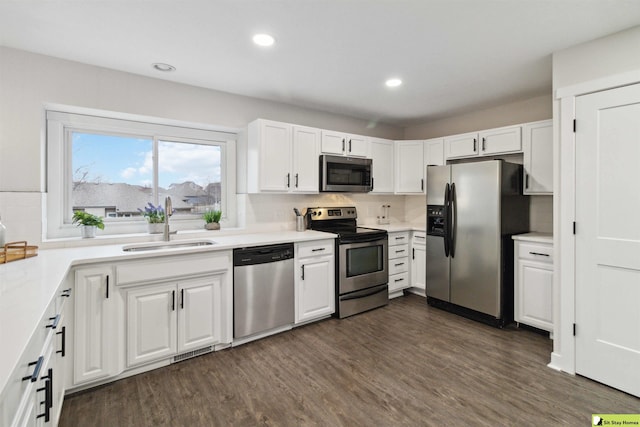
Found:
[0,230,334,395]
[512,232,553,244]
[361,223,426,233]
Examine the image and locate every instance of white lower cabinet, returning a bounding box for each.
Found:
[388,232,410,297]
[514,237,554,333]
[410,232,426,292]
[294,240,335,324]
[74,266,117,386]
[126,273,229,367]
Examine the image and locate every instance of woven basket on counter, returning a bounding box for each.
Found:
[0,241,39,264]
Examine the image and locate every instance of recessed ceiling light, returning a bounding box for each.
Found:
[253,33,275,47]
[385,78,402,88]
[152,63,176,72]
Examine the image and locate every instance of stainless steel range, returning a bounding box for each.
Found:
[306,207,388,318]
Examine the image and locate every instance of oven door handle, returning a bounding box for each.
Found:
[340,234,387,244]
[341,286,387,301]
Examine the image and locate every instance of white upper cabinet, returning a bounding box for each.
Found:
[247,119,320,194]
[523,120,553,194]
[478,125,522,155]
[444,125,522,160]
[444,132,478,159]
[321,130,368,157]
[395,140,425,194]
[425,138,445,166]
[369,138,394,193]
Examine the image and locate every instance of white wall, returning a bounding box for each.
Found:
[0,47,403,243]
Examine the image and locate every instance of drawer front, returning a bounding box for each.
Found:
[388,232,410,246]
[517,242,553,263]
[389,257,409,275]
[389,272,410,293]
[412,231,426,245]
[296,240,335,258]
[389,244,409,259]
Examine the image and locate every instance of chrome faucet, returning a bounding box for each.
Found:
[163,196,173,241]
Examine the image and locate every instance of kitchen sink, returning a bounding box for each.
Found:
[122,240,216,252]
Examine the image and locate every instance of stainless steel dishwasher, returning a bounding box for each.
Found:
[233,243,295,339]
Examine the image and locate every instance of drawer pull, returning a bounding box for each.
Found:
[46,314,60,329]
[529,251,550,257]
[414,235,425,239]
[394,262,405,267]
[61,288,72,297]
[396,249,405,254]
[22,356,44,382]
[394,278,404,282]
[395,236,405,240]
[311,248,326,252]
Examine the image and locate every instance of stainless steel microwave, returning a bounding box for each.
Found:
[320,155,372,192]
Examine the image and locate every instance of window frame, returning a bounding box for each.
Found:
[46,107,237,240]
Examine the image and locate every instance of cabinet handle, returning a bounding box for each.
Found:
[482,137,486,151]
[61,288,71,297]
[529,251,550,257]
[56,326,66,357]
[311,247,325,252]
[286,173,290,188]
[371,177,374,191]
[172,290,176,311]
[473,138,477,151]
[414,235,425,239]
[295,173,299,188]
[349,139,352,153]
[421,179,424,191]
[396,249,405,254]
[394,278,404,283]
[396,236,405,240]
[22,356,44,382]
[394,262,405,267]
[525,173,529,189]
[301,264,305,280]
[106,275,109,299]
[36,368,53,423]
[46,314,60,329]
[342,138,345,152]
[180,288,184,309]
[412,248,415,259]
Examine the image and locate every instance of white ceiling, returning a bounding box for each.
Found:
[1,1,640,126]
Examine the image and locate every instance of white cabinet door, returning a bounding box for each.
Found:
[320,130,346,155]
[517,260,553,331]
[395,140,425,194]
[425,138,445,166]
[74,266,115,385]
[369,138,394,193]
[523,120,553,194]
[127,284,177,367]
[411,234,427,291]
[291,125,320,193]
[177,276,223,353]
[296,256,335,323]
[478,125,522,155]
[444,132,478,159]
[257,120,292,192]
[346,134,368,157]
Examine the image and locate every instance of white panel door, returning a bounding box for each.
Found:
[346,134,368,157]
[74,266,113,385]
[178,276,222,353]
[296,256,334,323]
[523,120,553,194]
[127,284,177,366]
[320,130,346,155]
[425,138,445,166]
[395,140,425,194]
[369,138,394,193]
[292,125,320,193]
[259,120,292,191]
[411,244,426,291]
[575,83,640,397]
[444,132,478,159]
[478,125,522,155]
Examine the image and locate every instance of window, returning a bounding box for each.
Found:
[46,108,237,239]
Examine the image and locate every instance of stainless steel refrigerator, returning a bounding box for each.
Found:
[426,160,529,326]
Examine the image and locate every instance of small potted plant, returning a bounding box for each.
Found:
[203,209,222,230]
[72,211,105,238]
[139,203,166,234]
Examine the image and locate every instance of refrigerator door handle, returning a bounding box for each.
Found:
[444,183,450,257]
[450,182,456,258]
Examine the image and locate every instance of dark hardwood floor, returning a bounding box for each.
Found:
[60,294,639,426]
